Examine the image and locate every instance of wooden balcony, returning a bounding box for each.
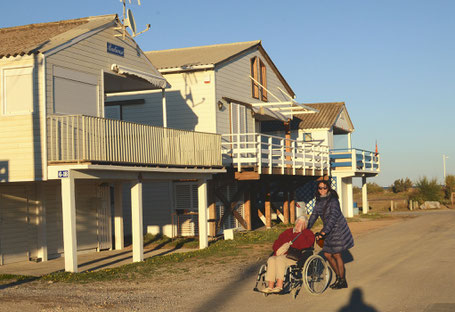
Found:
[47,115,222,168]
[221,133,330,179]
[330,148,380,176]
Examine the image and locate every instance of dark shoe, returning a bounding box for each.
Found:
[333,278,348,289]
[329,276,340,289]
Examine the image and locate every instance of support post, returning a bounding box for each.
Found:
[346,177,354,218]
[335,176,344,216]
[162,88,167,128]
[362,176,368,214]
[289,188,296,224]
[244,188,252,230]
[131,180,143,262]
[265,183,272,229]
[347,133,352,149]
[198,178,208,249]
[114,182,124,250]
[61,172,78,272]
[283,190,289,225]
[208,181,217,237]
[37,183,48,262]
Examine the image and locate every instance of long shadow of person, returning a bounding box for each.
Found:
[338,288,378,312]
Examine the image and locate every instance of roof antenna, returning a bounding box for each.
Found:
[115,0,151,39]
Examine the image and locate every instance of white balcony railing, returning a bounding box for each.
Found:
[47,115,222,167]
[330,148,380,173]
[221,133,330,175]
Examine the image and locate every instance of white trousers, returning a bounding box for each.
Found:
[265,255,296,282]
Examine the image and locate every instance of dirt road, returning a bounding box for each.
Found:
[0,211,454,311]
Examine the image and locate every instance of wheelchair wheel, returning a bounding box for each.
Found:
[302,255,330,294]
[253,264,269,295]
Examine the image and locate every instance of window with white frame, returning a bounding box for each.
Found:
[1,66,34,115]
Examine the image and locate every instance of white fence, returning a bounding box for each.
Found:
[48,115,222,167]
[221,133,330,175]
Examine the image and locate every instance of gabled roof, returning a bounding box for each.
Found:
[0,15,117,59]
[145,40,261,69]
[145,40,295,97]
[295,102,354,133]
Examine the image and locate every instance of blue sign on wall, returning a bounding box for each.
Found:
[58,170,69,178]
[107,42,125,57]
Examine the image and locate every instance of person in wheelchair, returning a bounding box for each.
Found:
[262,215,315,293]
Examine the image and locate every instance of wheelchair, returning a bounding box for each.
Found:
[253,247,331,299]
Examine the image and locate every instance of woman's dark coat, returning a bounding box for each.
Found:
[307,192,354,254]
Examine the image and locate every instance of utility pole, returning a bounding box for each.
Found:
[443,154,449,185]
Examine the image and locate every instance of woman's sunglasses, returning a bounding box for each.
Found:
[318,186,328,190]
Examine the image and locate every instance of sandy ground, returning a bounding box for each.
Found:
[0,216,407,311]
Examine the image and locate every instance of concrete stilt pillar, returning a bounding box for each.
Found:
[362,176,368,214]
[335,176,344,216]
[61,172,78,272]
[198,178,208,249]
[114,182,124,250]
[345,177,354,218]
[131,180,143,262]
[37,183,48,262]
[208,181,217,237]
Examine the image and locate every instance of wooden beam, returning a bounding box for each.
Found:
[235,171,260,180]
[290,188,296,224]
[208,181,217,237]
[265,183,272,229]
[283,190,289,225]
[244,190,252,230]
[214,184,248,232]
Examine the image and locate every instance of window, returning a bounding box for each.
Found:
[259,59,267,101]
[250,57,267,102]
[250,57,259,99]
[1,67,34,115]
[53,66,98,116]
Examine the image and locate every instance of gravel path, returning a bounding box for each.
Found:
[0,217,406,311]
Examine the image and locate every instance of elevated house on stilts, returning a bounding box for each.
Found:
[109,41,331,236]
[263,102,380,217]
[0,15,223,272]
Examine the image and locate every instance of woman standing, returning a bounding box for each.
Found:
[307,180,354,289]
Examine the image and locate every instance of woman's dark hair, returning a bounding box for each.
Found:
[315,179,339,199]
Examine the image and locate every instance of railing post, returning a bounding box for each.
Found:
[281,138,285,174]
[351,148,356,171]
[292,141,296,175]
[370,151,374,171]
[268,136,272,173]
[257,134,262,174]
[311,144,315,176]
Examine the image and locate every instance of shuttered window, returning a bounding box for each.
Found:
[250,57,259,99]
[259,59,267,101]
[1,67,34,115]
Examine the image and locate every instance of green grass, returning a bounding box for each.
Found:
[6,215,384,284]
[0,274,34,281]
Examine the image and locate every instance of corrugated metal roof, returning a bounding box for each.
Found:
[295,102,347,129]
[0,15,116,59]
[145,40,261,70]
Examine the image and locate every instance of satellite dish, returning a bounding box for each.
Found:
[125,8,137,35]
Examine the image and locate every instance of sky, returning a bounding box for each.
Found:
[2,0,454,186]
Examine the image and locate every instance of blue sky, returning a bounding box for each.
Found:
[2,0,454,186]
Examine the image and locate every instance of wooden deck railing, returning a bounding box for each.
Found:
[221,133,330,175]
[330,148,380,173]
[47,115,222,167]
